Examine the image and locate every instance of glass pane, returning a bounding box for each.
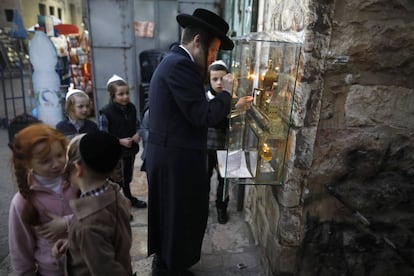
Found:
[221,32,302,185]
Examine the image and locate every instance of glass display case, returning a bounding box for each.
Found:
[217,32,302,185]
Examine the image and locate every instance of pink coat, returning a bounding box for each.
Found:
[8,177,78,276]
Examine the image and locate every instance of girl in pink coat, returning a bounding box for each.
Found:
[8,124,79,276]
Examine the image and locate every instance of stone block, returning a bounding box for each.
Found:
[278,206,302,246]
[266,234,298,275]
[275,181,302,207]
[345,85,414,128]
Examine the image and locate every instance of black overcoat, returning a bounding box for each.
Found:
[146,45,232,270]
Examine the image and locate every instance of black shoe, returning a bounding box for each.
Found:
[130,197,147,208]
[217,206,228,224]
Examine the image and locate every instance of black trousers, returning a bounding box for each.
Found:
[207,150,227,203]
[112,155,136,200]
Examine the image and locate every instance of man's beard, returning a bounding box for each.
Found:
[197,57,208,85]
[200,51,209,85]
[202,69,209,86]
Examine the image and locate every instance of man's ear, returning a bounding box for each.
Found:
[193,34,201,48]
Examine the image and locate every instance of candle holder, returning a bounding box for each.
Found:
[259,142,273,172]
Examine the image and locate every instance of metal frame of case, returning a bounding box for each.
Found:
[219,32,302,186]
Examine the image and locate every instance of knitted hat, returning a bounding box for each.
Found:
[106,74,126,87]
[65,88,87,100]
[176,9,234,50]
[79,131,121,173]
[209,60,229,72]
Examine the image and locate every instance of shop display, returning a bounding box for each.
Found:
[218,32,302,185]
[67,31,94,115]
[0,27,31,128]
[0,27,30,70]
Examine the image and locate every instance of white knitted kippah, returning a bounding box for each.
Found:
[106,74,126,87]
[209,60,228,70]
[65,88,87,100]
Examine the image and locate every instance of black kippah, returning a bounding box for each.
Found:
[79,131,121,173]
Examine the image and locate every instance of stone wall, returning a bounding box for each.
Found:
[244,0,414,275]
[307,0,414,184]
[300,1,414,274]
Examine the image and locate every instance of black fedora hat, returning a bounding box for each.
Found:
[177,8,234,50]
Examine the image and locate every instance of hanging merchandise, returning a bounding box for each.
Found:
[67,30,94,115]
[51,35,71,86]
[29,30,63,126]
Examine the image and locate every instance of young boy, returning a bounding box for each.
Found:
[52,131,133,275]
[206,60,232,224]
[206,60,253,224]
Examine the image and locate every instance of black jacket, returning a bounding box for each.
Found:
[100,102,139,156]
[146,45,232,270]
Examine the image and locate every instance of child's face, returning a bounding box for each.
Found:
[210,69,227,93]
[67,163,80,189]
[63,160,78,189]
[113,85,130,106]
[29,141,66,179]
[70,95,90,120]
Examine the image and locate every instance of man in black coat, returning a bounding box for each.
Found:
[146,8,252,276]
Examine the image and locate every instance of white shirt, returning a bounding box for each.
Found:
[179,45,195,62]
[33,174,62,194]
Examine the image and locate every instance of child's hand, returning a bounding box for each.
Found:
[235,96,254,111]
[222,73,234,94]
[36,212,68,241]
[232,78,239,97]
[52,239,68,258]
[119,137,133,148]
[132,133,140,144]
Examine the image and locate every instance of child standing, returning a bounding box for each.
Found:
[99,74,147,208]
[52,131,133,275]
[56,88,98,139]
[206,60,253,224]
[206,60,231,224]
[8,123,79,275]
